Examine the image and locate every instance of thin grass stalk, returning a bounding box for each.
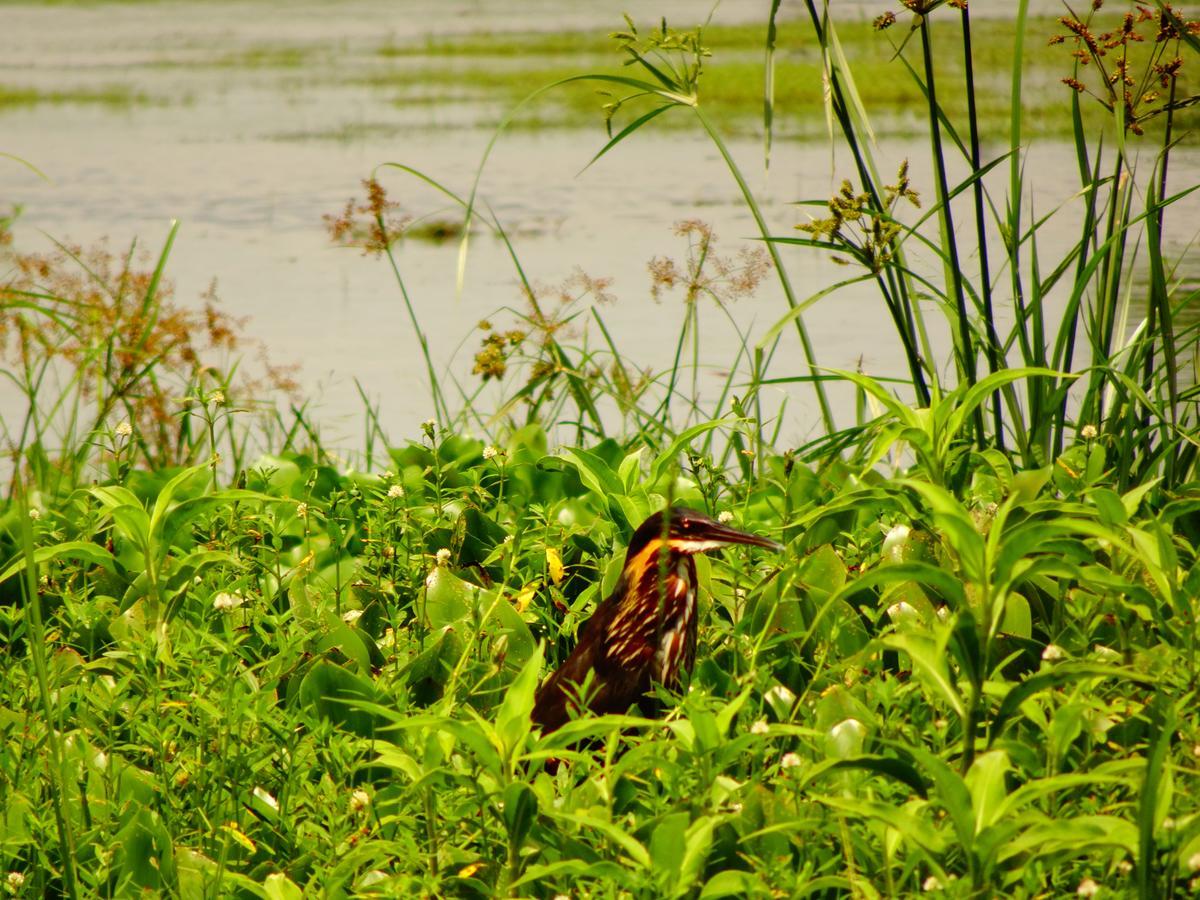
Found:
[802,0,932,406]
[959,5,1003,447]
[916,17,981,444]
[15,484,80,897]
[1080,153,1130,428]
[1141,80,1179,481]
[380,237,450,428]
[1053,127,1103,455]
[691,106,835,433]
[1006,0,1036,461]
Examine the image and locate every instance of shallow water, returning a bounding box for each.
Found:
[2,0,1197,453]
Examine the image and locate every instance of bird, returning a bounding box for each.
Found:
[531,506,781,734]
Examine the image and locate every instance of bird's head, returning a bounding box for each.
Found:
[625,507,782,562]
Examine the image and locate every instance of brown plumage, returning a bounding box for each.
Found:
[531,507,781,733]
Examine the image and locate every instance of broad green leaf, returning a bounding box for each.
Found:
[884,634,966,720]
[0,541,116,584]
[649,811,688,884]
[965,750,1010,835]
[496,644,542,756]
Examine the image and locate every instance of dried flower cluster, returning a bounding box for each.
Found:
[647,220,771,305]
[324,178,413,256]
[0,232,298,465]
[796,161,921,274]
[472,267,614,388]
[1052,2,1199,135]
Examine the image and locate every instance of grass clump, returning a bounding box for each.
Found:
[0,84,151,111]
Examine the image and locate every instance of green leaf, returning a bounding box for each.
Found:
[648,418,736,485]
[884,634,965,720]
[649,811,688,885]
[501,781,538,851]
[799,755,928,798]
[0,541,116,584]
[263,873,304,900]
[965,750,1010,835]
[496,644,542,756]
[298,660,388,738]
[990,663,1153,741]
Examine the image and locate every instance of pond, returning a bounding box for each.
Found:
[2,0,1197,452]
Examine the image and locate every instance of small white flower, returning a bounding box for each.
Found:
[934,718,948,729]
[1081,424,1098,440]
[718,510,734,524]
[1117,859,1133,876]
[436,548,452,566]
[342,609,363,625]
[27,508,40,520]
[213,591,246,611]
[421,418,436,433]
[115,420,133,438]
[922,875,942,891]
[1192,743,1200,759]
[482,445,499,461]
[1187,852,1200,873]
[386,484,405,499]
[750,719,769,735]
[780,752,802,769]
[253,786,278,811]
[349,789,371,813]
[936,605,950,622]
[6,871,25,890]
[1076,877,1099,897]
[210,390,225,405]
[1162,816,1177,831]
[296,502,308,520]
[1042,644,1066,661]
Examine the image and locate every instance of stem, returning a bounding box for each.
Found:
[960,6,1004,449]
[918,17,981,443]
[381,232,450,427]
[802,0,933,407]
[16,485,80,898]
[692,106,835,434]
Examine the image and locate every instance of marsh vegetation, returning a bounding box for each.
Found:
[2,2,1200,897]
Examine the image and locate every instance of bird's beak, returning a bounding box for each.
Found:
[674,521,783,554]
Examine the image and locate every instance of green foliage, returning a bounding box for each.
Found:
[3,1,1200,896]
[2,417,1199,895]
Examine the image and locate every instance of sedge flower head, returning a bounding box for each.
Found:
[349,789,371,813]
[436,548,452,566]
[213,591,246,612]
[115,420,133,438]
[386,484,405,499]
[1076,877,1099,897]
[780,752,802,770]
[717,510,734,524]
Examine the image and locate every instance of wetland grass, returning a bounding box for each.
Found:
[2,2,1200,896]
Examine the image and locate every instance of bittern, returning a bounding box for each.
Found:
[531,507,781,733]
